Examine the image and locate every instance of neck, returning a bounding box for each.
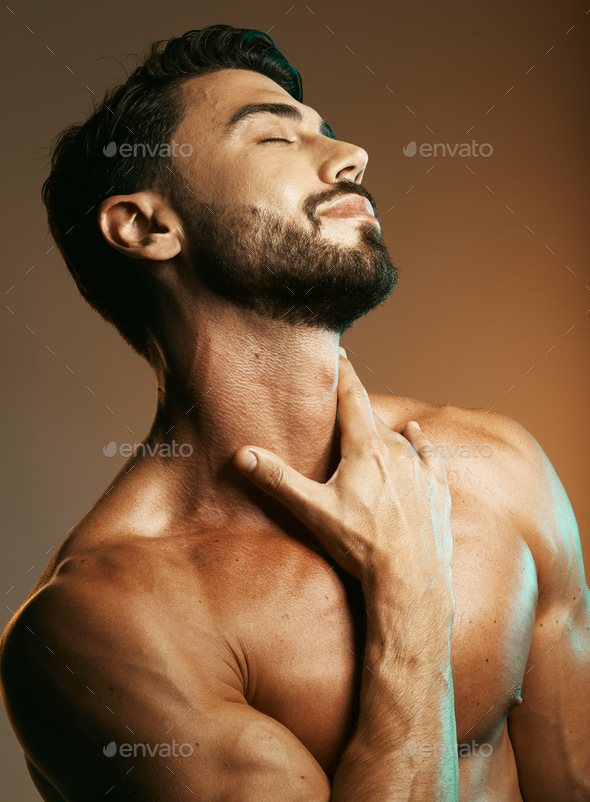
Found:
[144,291,342,533]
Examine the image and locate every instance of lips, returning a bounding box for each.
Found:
[317,194,378,223]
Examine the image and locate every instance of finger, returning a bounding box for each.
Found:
[232,446,327,531]
[337,353,380,453]
[402,421,447,480]
[373,412,406,443]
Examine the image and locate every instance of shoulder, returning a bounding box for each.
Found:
[0,538,228,778]
[0,539,209,714]
[369,391,535,466]
[0,543,154,685]
[371,390,562,506]
[370,392,583,599]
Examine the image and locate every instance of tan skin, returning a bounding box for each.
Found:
[1,68,589,800]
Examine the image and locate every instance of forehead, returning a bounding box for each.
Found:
[177,68,319,134]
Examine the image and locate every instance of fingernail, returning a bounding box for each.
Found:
[411,421,421,430]
[235,450,257,473]
[339,346,348,358]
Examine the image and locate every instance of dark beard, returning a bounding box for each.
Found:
[178,180,398,333]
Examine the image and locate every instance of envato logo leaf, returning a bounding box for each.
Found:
[103,441,117,457]
[103,741,117,758]
[402,141,417,157]
[103,141,117,158]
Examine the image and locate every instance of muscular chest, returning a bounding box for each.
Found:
[220,518,538,777]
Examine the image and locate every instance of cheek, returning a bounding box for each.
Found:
[243,170,311,224]
[277,180,308,215]
[184,149,311,223]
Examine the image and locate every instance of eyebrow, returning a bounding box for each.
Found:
[224,102,336,139]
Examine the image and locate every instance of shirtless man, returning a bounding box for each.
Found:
[1,24,589,802]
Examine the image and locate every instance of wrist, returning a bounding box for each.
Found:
[362,564,454,628]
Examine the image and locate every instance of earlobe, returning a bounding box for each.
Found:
[98,192,181,262]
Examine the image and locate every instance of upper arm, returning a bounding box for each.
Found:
[0,573,330,802]
[493,419,590,800]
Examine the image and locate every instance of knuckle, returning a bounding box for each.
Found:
[265,464,286,494]
[420,439,440,459]
[345,385,369,405]
[417,442,433,458]
[401,441,417,458]
[365,433,388,458]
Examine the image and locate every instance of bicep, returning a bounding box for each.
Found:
[507,592,590,799]
[117,699,331,802]
[1,580,330,802]
[507,437,590,799]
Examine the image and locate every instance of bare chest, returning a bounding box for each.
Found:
[213,518,538,777]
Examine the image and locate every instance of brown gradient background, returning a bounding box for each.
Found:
[1,0,589,797]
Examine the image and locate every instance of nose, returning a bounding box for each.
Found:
[318,139,369,185]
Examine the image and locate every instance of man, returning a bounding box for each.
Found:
[1,23,589,801]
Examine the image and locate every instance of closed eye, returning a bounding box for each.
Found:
[260,137,293,143]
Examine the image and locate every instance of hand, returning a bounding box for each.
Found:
[233,351,453,600]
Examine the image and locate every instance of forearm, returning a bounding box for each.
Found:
[331,572,458,801]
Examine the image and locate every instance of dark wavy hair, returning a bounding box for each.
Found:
[41,25,303,362]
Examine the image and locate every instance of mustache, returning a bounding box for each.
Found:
[304,179,379,221]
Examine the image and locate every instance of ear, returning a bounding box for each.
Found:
[98,190,182,261]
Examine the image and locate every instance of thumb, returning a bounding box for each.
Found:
[232,446,321,524]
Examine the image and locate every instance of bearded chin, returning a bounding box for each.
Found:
[184,202,398,333]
